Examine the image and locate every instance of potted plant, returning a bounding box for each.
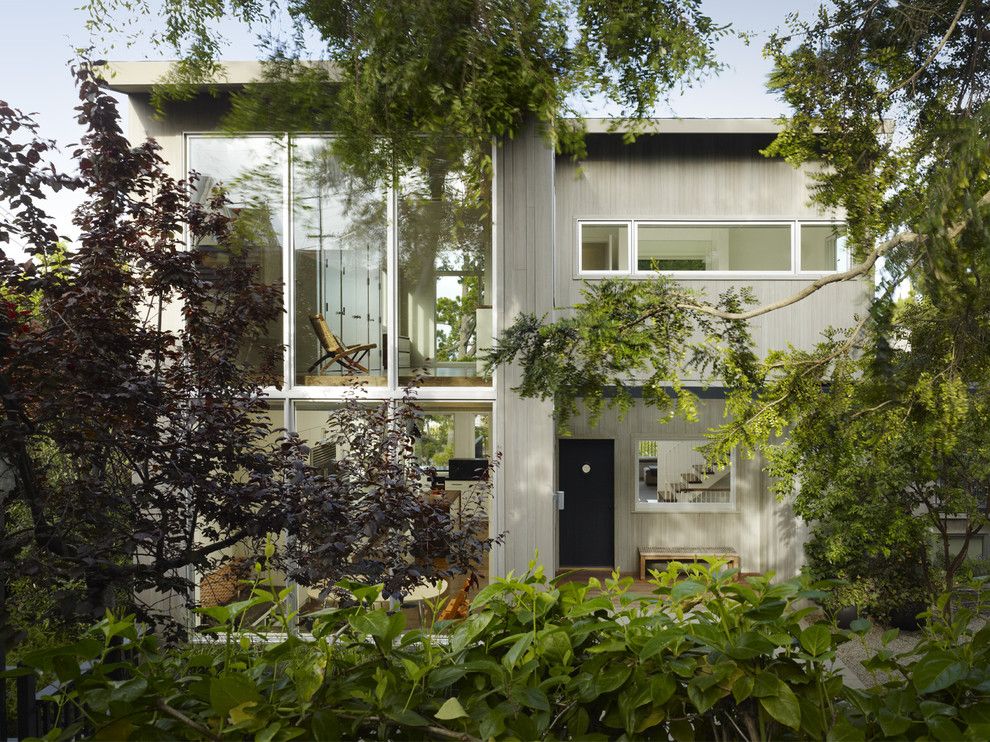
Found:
[828,580,875,629]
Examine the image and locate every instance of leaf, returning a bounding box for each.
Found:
[511,684,550,712]
[799,624,832,657]
[849,618,871,634]
[732,674,754,703]
[209,674,262,716]
[926,715,961,740]
[502,633,533,669]
[428,666,466,688]
[384,708,429,727]
[435,697,469,720]
[759,683,801,730]
[877,707,912,737]
[671,580,706,602]
[727,631,775,659]
[912,652,967,694]
[109,677,148,704]
[228,700,258,725]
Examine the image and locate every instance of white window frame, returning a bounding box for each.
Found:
[575,218,850,279]
[796,221,851,276]
[633,221,795,278]
[632,438,737,513]
[576,220,633,276]
[184,132,497,404]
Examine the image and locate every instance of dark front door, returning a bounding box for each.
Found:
[558,439,615,568]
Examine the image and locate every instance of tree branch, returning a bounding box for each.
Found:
[680,190,990,321]
[154,698,221,741]
[880,0,968,99]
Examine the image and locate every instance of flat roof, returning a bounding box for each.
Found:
[99,60,337,93]
[580,118,784,134]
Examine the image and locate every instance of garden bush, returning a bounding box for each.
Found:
[10,560,990,741]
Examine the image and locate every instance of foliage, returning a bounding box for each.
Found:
[0,65,489,638]
[16,559,990,741]
[11,559,848,741]
[842,586,990,740]
[487,276,759,427]
[287,390,495,601]
[86,0,732,192]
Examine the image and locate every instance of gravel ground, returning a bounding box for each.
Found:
[833,624,923,688]
[824,613,987,688]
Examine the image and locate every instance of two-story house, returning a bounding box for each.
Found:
[105,62,865,599]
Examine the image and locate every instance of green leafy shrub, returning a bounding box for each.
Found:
[840,586,990,740]
[11,562,990,741]
[10,560,846,740]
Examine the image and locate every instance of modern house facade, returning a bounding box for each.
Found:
[105,62,866,594]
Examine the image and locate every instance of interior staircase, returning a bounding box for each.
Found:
[657,463,730,503]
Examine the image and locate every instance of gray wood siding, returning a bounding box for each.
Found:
[566,399,806,577]
[554,133,868,363]
[493,122,558,577]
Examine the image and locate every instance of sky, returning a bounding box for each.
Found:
[0,0,826,261]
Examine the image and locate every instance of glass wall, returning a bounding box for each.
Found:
[800,224,849,272]
[292,138,388,386]
[187,135,496,393]
[636,224,791,272]
[635,439,733,510]
[188,136,286,376]
[196,403,286,617]
[398,163,493,386]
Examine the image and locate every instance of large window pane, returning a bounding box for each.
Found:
[188,136,286,378]
[636,224,791,272]
[580,223,629,272]
[197,404,286,620]
[398,162,492,386]
[800,224,849,272]
[636,439,732,509]
[292,138,388,386]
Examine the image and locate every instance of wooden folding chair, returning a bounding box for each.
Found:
[307,314,378,374]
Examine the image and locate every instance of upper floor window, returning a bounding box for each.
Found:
[579,222,629,273]
[636,223,791,273]
[800,224,850,272]
[187,134,493,391]
[576,220,849,278]
[188,136,286,373]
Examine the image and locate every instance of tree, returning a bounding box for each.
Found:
[86,0,730,189]
[0,63,490,640]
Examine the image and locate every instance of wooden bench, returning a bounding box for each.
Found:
[638,546,740,580]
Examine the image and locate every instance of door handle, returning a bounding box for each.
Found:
[555,490,565,510]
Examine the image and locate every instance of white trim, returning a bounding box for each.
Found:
[632,438,737,514]
[796,221,851,276]
[574,218,850,279]
[575,220,633,276]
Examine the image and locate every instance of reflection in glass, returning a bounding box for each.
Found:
[292,138,388,385]
[636,439,731,507]
[800,224,849,272]
[398,162,492,386]
[188,136,286,377]
[580,223,629,271]
[636,224,791,271]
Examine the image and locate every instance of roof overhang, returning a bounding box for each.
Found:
[99,60,337,94]
[580,118,784,135]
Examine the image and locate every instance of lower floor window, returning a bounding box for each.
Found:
[636,439,733,510]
